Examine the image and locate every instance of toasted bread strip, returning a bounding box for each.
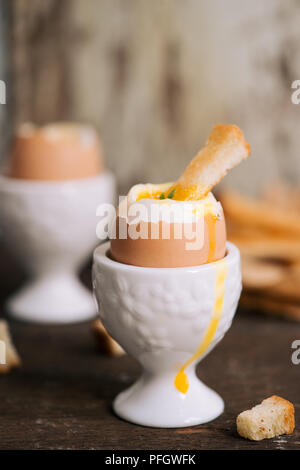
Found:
[228,235,300,262]
[237,396,295,441]
[0,320,21,374]
[265,269,300,304]
[222,191,300,237]
[263,181,300,213]
[241,255,286,289]
[175,125,250,200]
[240,292,300,321]
[91,319,125,357]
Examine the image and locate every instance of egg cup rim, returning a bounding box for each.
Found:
[0,170,113,193]
[94,240,239,273]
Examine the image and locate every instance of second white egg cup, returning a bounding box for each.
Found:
[0,172,115,324]
[93,241,242,428]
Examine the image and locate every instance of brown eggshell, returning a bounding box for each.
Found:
[110,211,226,268]
[9,123,103,181]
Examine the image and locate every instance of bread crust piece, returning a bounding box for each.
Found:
[91,319,125,357]
[237,395,295,441]
[240,292,300,322]
[176,125,250,200]
[0,320,21,374]
[222,190,300,238]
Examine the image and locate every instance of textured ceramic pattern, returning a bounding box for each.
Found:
[0,172,115,323]
[93,241,242,427]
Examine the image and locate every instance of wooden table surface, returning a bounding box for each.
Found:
[0,250,299,450]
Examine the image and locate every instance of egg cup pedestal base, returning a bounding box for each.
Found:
[6,273,96,324]
[93,241,242,428]
[113,368,224,428]
[0,172,115,324]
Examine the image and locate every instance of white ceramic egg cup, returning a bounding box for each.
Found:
[93,241,242,428]
[0,172,115,324]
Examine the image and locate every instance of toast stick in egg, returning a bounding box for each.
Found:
[173,124,250,200]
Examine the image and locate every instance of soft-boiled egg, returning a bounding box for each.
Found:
[109,125,250,403]
[110,124,250,268]
[8,122,103,181]
[110,183,226,268]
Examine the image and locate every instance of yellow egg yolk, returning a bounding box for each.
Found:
[136,184,206,202]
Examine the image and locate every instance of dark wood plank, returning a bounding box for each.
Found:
[0,247,299,449]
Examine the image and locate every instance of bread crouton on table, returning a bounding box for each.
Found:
[0,320,21,374]
[91,318,125,357]
[237,395,295,441]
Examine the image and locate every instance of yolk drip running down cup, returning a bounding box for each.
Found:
[8,122,103,181]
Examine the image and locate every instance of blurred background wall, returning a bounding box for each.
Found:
[1,0,300,194]
[0,0,11,159]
